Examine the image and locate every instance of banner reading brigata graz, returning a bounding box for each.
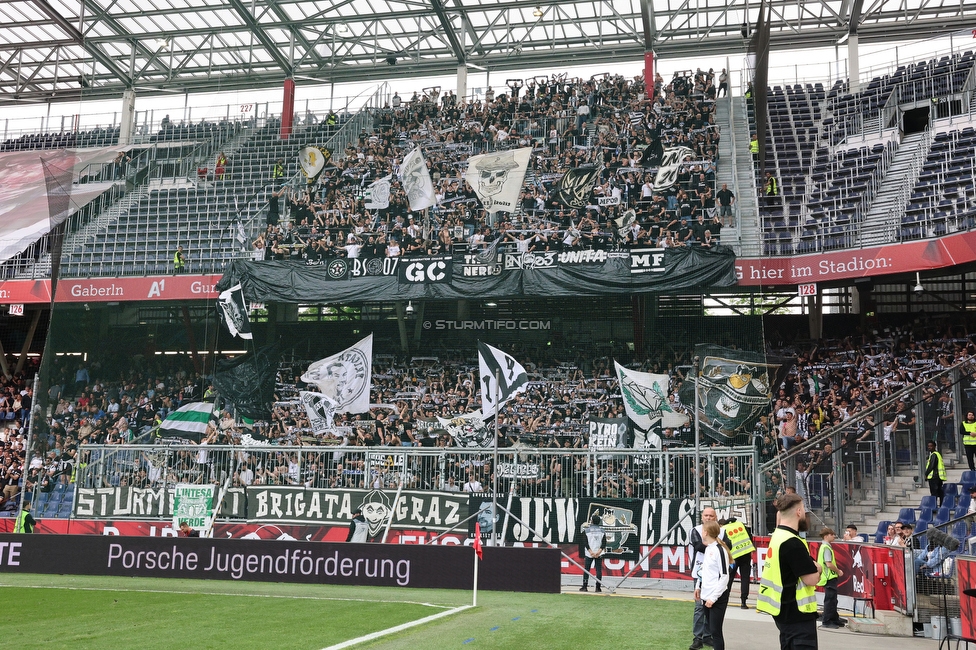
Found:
[246,487,468,532]
[215,246,736,303]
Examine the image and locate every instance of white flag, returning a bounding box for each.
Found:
[614,361,688,450]
[478,341,528,419]
[364,175,391,210]
[301,334,372,414]
[464,147,532,213]
[653,146,694,191]
[436,411,493,448]
[300,391,337,433]
[217,283,252,340]
[399,148,435,211]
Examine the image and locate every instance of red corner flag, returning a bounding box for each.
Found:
[474,522,484,560]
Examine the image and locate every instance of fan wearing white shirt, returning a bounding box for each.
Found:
[463,473,483,492]
[695,520,732,650]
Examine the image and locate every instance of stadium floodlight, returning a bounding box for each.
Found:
[533,7,544,16]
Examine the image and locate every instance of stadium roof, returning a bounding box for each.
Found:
[0,0,971,105]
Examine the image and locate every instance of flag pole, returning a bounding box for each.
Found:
[472,546,480,607]
[693,355,701,505]
[491,368,500,547]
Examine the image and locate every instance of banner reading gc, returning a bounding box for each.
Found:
[246,486,469,530]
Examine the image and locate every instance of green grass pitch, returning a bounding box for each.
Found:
[0,574,693,649]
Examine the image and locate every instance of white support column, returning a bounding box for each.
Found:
[118,88,136,146]
[456,64,468,102]
[847,33,860,93]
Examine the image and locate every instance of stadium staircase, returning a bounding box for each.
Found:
[842,469,961,534]
[717,96,760,256]
[858,130,933,247]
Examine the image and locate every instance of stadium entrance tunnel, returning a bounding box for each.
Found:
[903,106,930,135]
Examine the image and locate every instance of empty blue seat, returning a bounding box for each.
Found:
[874,520,891,543]
[961,471,976,485]
[944,483,959,498]
[919,495,938,513]
[943,495,956,512]
[897,508,916,524]
[951,521,970,541]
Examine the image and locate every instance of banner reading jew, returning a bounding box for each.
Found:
[465,147,532,213]
[172,483,216,531]
[245,486,469,532]
[678,345,789,443]
[615,362,688,451]
[495,496,696,557]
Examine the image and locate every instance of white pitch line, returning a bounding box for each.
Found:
[321,605,474,650]
[0,583,456,609]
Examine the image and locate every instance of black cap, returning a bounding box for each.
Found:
[353,507,363,515]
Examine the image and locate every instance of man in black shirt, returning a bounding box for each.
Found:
[717,184,735,226]
[763,492,822,649]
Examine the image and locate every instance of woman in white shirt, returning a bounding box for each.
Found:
[695,521,732,650]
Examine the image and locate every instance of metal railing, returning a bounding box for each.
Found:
[760,355,976,532]
[69,443,758,516]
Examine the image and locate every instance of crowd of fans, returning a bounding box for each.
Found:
[0,318,971,518]
[252,68,729,263]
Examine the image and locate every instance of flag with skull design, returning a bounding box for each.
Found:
[464,147,532,213]
[678,345,790,443]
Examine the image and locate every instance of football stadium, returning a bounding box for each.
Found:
[1,0,976,647]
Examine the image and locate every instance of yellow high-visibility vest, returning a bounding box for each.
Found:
[724,521,756,559]
[757,528,818,616]
[816,541,838,586]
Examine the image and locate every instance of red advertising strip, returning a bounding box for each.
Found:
[959,556,976,643]
[736,230,976,286]
[2,519,907,610]
[0,275,222,305]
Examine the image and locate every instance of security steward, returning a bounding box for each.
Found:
[757,493,822,650]
[925,440,947,507]
[722,516,756,609]
[962,410,976,472]
[14,501,37,533]
[272,158,286,189]
[816,527,845,629]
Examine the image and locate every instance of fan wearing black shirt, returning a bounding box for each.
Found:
[764,493,822,649]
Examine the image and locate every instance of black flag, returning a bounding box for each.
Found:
[212,342,280,421]
[749,0,771,178]
[217,283,252,340]
[552,166,601,209]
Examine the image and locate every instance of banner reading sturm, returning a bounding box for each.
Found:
[246,486,469,531]
[74,487,246,519]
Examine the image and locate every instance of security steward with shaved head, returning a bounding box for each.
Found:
[757,493,822,649]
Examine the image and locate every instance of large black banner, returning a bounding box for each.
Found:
[215,246,736,303]
[0,533,560,592]
[246,487,469,532]
[73,487,246,519]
